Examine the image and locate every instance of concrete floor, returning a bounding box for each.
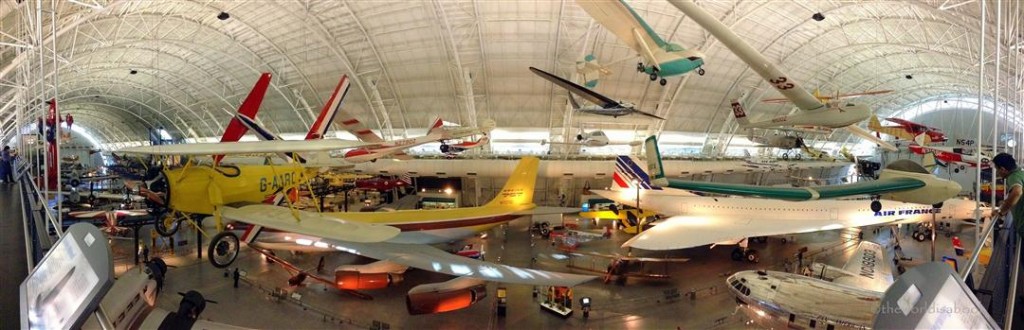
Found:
[0,183,28,329]
[106,212,978,329]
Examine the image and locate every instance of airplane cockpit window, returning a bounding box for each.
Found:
[730,279,751,296]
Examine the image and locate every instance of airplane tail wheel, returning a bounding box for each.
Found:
[932,202,943,209]
[208,231,240,268]
[637,62,644,72]
[649,73,658,81]
[731,248,743,261]
[659,79,667,86]
[870,200,882,213]
[154,212,181,237]
[745,250,759,263]
[697,68,706,76]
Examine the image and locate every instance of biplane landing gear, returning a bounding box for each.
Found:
[208,231,240,268]
[659,78,667,86]
[154,212,182,236]
[697,67,706,76]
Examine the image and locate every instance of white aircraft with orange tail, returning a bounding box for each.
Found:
[336,114,494,163]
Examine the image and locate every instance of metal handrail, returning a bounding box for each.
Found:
[1005,235,1020,329]
[960,214,1001,278]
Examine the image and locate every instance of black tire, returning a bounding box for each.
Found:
[154,213,180,237]
[932,202,943,209]
[208,231,241,268]
[637,62,644,72]
[698,68,706,76]
[870,200,882,213]
[69,178,81,187]
[731,248,743,261]
[782,153,790,160]
[745,250,759,263]
[650,73,658,81]
[659,79,667,86]
[440,144,450,153]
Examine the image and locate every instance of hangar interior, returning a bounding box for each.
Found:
[1,0,1022,329]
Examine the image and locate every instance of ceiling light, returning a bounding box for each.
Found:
[905,74,913,80]
[217,12,230,20]
[811,13,825,22]
[129,69,138,75]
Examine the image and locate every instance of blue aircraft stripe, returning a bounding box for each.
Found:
[615,156,660,190]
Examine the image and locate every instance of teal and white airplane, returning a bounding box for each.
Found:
[576,0,706,86]
[640,135,961,213]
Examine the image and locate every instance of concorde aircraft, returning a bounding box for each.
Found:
[593,152,985,262]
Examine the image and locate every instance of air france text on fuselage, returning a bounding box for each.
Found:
[873,208,939,217]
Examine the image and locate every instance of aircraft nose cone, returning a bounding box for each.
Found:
[947,180,963,198]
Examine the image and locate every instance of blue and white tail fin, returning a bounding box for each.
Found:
[235,113,304,163]
[612,156,661,191]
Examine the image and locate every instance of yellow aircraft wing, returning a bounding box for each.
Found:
[119,139,373,155]
[222,205,400,243]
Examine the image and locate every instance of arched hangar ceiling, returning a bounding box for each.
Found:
[0,0,1019,146]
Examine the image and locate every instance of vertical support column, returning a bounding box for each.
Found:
[974,0,986,254]
[366,79,397,139]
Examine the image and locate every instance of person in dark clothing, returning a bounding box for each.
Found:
[1,146,15,183]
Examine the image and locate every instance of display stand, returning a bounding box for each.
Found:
[20,223,114,329]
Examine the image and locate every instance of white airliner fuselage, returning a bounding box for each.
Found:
[728,270,880,329]
[593,189,981,250]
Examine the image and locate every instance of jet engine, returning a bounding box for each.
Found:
[405,277,487,315]
[334,260,408,290]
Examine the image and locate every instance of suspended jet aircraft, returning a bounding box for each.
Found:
[869,115,948,144]
[530,67,665,120]
[728,241,893,329]
[594,153,984,261]
[665,0,895,150]
[640,135,960,212]
[575,0,706,86]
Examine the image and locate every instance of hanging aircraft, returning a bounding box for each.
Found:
[542,130,611,147]
[529,67,666,120]
[640,135,960,212]
[730,98,897,151]
[869,115,948,143]
[728,241,892,329]
[747,133,805,150]
[576,54,614,88]
[336,114,495,162]
[741,150,785,170]
[663,0,894,150]
[575,0,706,86]
[760,89,894,105]
[593,152,985,261]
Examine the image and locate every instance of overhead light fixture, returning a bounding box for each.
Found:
[811,13,825,22]
[905,74,913,80]
[217,12,230,20]
[129,69,138,75]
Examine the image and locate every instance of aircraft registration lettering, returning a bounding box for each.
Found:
[770,117,788,123]
[259,173,299,192]
[394,138,417,146]
[859,249,877,279]
[873,208,939,217]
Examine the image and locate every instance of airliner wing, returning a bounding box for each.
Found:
[835,241,893,292]
[664,177,925,201]
[119,139,372,155]
[622,214,897,251]
[529,67,619,108]
[222,205,401,243]
[324,239,597,287]
[845,124,898,152]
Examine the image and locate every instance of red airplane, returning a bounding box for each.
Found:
[869,115,947,143]
[908,143,990,172]
[354,175,412,191]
